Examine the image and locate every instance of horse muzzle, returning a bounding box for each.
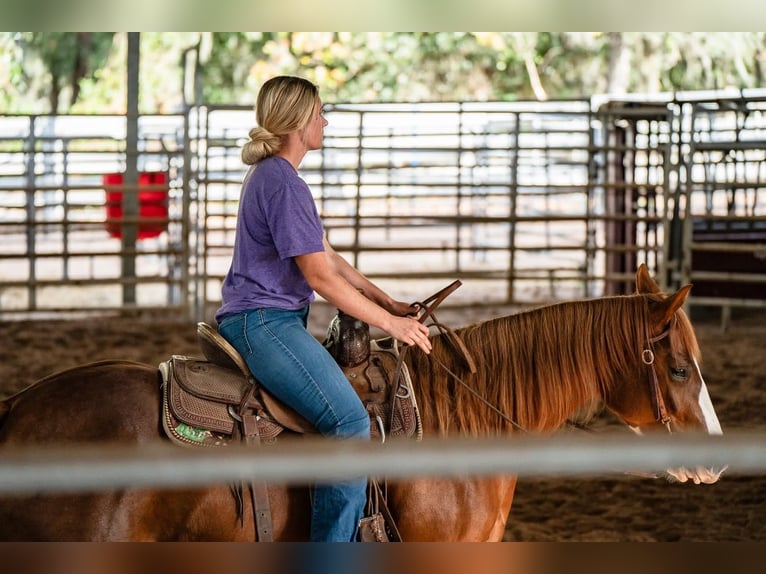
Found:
[664,465,728,484]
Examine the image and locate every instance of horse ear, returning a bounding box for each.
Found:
[635,263,661,294]
[655,284,693,327]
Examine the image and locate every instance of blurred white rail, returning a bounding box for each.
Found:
[0,433,763,494]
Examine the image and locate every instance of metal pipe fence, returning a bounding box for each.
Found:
[1,90,765,321]
[0,432,761,494]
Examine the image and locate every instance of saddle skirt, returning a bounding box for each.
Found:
[159,322,422,449]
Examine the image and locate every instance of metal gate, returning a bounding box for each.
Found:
[0,113,188,319]
[1,91,765,322]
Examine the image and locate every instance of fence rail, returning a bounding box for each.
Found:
[0,433,760,494]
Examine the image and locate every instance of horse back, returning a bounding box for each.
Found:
[0,360,162,446]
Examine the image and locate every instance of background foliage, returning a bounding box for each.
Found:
[1,32,764,113]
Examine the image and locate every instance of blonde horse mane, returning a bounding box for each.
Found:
[406,293,699,436]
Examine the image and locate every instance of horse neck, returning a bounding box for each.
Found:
[408,296,648,435]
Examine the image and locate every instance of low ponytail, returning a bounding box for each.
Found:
[241,126,282,165]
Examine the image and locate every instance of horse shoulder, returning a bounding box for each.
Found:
[388,476,517,541]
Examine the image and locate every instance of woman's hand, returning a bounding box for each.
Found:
[383,301,432,353]
[385,315,432,355]
[387,300,421,318]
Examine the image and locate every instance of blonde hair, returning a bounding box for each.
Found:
[241,76,319,165]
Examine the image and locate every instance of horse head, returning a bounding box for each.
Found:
[604,264,726,484]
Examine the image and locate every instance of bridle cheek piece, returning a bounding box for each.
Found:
[643,326,672,433]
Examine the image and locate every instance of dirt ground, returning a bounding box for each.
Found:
[0,303,764,542]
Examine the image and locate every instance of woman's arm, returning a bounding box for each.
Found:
[295,246,431,354]
[321,237,418,317]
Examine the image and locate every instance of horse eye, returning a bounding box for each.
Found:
[670,367,688,381]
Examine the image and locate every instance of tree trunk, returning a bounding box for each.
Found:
[49,73,60,114]
[514,33,547,101]
[640,34,663,93]
[69,32,92,108]
[606,32,631,94]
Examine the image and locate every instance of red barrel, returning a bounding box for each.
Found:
[104,171,168,239]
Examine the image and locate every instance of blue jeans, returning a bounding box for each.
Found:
[218,306,370,542]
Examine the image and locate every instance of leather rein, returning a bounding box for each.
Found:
[400,281,529,434]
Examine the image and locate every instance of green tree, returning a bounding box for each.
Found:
[2,32,766,114]
[15,32,114,113]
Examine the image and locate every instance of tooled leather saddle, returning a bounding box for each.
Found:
[159,316,422,450]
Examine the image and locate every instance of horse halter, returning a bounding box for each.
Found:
[642,321,674,433]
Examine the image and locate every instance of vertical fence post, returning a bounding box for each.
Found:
[122,32,140,307]
[24,116,37,310]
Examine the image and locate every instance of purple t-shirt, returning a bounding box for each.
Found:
[216,156,325,322]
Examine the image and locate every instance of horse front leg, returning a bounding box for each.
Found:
[388,476,517,541]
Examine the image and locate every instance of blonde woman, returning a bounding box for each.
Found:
[216,76,431,542]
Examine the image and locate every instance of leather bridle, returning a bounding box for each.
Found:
[642,321,674,433]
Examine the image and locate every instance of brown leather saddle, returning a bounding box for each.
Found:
[160,319,422,449]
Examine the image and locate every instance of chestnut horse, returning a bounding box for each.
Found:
[0,265,724,541]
